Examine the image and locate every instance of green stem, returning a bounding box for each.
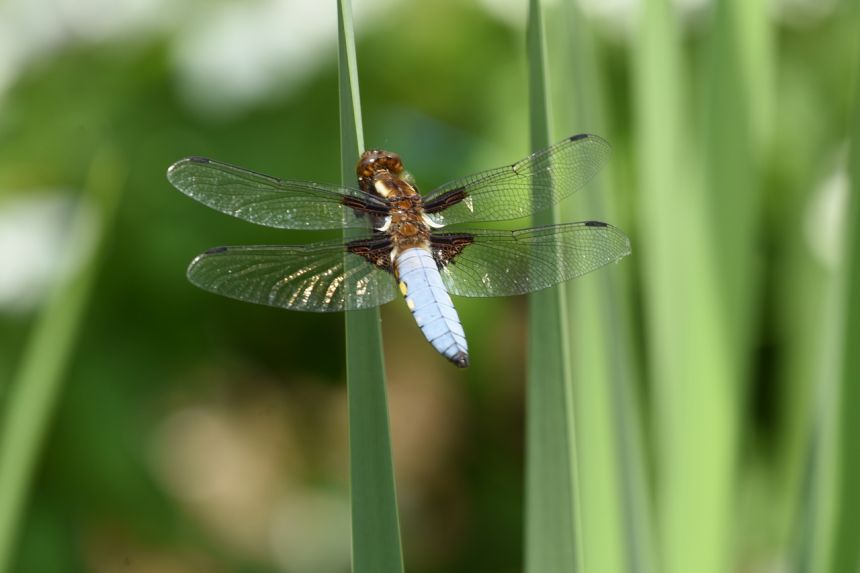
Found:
[828,43,860,573]
[634,1,737,572]
[524,0,582,571]
[558,3,657,573]
[336,1,403,572]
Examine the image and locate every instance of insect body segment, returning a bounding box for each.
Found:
[357,149,469,366]
[357,150,433,256]
[396,247,469,368]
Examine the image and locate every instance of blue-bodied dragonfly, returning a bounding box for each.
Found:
[167,134,631,368]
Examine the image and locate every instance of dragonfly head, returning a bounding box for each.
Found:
[357,150,404,192]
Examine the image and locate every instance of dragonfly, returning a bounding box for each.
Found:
[167,134,631,368]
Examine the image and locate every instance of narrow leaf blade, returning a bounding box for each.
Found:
[336,2,404,572]
[524,1,583,572]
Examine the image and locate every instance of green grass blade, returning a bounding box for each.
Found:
[0,148,125,573]
[829,51,860,573]
[524,1,582,572]
[551,4,658,573]
[789,371,837,573]
[336,2,403,572]
[696,0,771,564]
[633,0,737,572]
[702,0,767,365]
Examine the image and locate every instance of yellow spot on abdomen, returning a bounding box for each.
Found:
[399,281,408,296]
[406,298,415,311]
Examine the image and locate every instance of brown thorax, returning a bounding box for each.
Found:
[356,150,430,251]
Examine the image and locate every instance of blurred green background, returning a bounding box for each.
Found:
[0,0,858,572]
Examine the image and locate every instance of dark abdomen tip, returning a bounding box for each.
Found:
[451,352,470,368]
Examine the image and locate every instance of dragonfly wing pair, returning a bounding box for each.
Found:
[168,134,630,315]
[183,220,629,312]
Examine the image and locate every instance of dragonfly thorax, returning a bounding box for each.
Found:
[385,191,430,250]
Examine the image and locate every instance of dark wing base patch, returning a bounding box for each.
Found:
[423,187,467,214]
[346,234,395,272]
[430,233,475,268]
[340,195,390,216]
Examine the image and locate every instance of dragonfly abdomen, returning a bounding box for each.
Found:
[395,247,469,368]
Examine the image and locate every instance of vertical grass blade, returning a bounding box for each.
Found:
[695,0,771,564]
[789,367,837,573]
[787,86,855,572]
[828,51,860,573]
[553,4,657,573]
[733,0,774,153]
[702,0,767,367]
[633,0,736,572]
[524,1,582,572]
[336,2,404,572]
[0,148,125,573]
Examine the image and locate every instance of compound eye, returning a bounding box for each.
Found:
[389,156,403,173]
[356,150,403,178]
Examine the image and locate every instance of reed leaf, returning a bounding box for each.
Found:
[336,1,404,571]
[633,0,737,571]
[552,3,657,573]
[524,0,582,571]
[828,48,860,573]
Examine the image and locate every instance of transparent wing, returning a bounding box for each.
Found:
[186,241,397,312]
[434,221,631,297]
[423,134,611,226]
[168,157,388,230]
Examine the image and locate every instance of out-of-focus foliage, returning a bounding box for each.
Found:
[0,0,857,572]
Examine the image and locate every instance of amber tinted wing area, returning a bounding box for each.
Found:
[168,157,388,230]
[186,241,397,312]
[433,221,630,297]
[423,134,611,226]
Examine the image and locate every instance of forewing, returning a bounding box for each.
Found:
[434,221,631,297]
[423,134,611,226]
[186,241,397,312]
[168,157,388,230]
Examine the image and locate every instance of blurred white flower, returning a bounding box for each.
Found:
[806,159,848,271]
[169,0,395,118]
[0,0,171,101]
[0,0,398,115]
[0,192,79,313]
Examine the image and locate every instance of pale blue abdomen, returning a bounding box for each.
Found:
[395,247,469,368]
